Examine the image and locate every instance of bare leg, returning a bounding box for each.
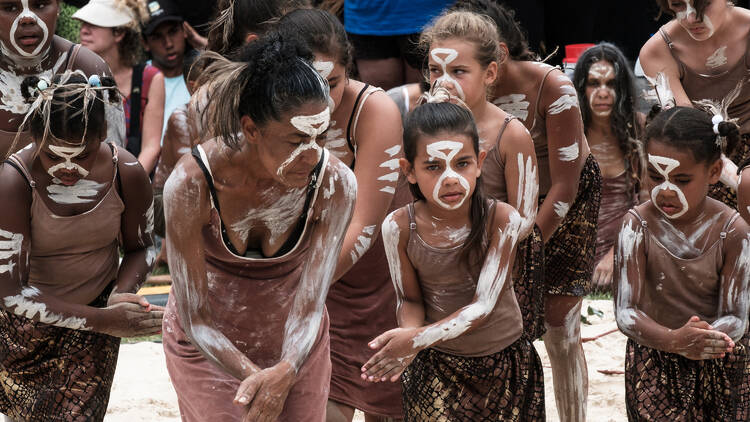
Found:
[543,295,588,422]
[355,58,404,91]
[326,400,355,422]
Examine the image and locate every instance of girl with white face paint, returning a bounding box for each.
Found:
[0,0,114,159]
[641,0,750,211]
[162,35,356,422]
[573,43,645,294]
[614,105,750,420]
[0,71,163,420]
[277,10,409,421]
[362,102,545,420]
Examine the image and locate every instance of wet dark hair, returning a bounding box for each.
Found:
[207,0,311,58]
[645,106,740,165]
[14,72,120,157]
[277,8,353,72]
[654,0,733,19]
[197,32,329,149]
[451,0,536,61]
[182,49,201,84]
[403,102,489,267]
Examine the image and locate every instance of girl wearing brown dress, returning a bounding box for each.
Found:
[615,106,750,421]
[363,102,544,421]
[740,159,750,221]
[161,34,356,422]
[0,72,163,421]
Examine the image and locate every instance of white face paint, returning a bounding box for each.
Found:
[3,0,50,58]
[47,145,89,179]
[553,201,570,219]
[313,61,336,110]
[558,142,580,162]
[430,48,465,101]
[425,140,471,210]
[378,144,401,195]
[676,0,715,40]
[706,46,728,69]
[0,229,23,274]
[588,62,616,117]
[46,179,105,204]
[277,108,329,178]
[648,154,690,219]
[548,94,579,115]
[494,94,530,121]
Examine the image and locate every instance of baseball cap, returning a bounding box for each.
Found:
[142,0,184,36]
[72,0,137,28]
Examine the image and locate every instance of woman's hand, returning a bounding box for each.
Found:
[361,327,421,383]
[101,301,164,337]
[670,316,735,360]
[592,248,614,291]
[234,360,296,422]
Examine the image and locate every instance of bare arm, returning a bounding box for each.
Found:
[499,118,539,239]
[154,107,192,190]
[740,167,750,223]
[711,217,750,341]
[137,72,165,173]
[333,92,403,279]
[639,31,692,108]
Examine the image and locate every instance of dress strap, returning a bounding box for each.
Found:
[407,202,417,231]
[63,44,82,71]
[4,155,35,188]
[627,208,648,229]
[346,85,384,158]
[191,145,220,211]
[658,27,686,79]
[719,211,741,239]
[534,66,558,118]
[493,115,517,162]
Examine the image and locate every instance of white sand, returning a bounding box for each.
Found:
[105,300,627,421]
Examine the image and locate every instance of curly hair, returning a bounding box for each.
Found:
[277,8,353,73]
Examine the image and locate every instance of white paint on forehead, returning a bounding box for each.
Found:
[6,0,50,57]
[553,201,570,219]
[46,179,105,204]
[430,48,465,101]
[0,229,23,275]
[47,145,90,178]
[426,140,471,210]
[589,63,614,79]
[277,108,329,178]
[706,46,728,69]
[0,53,66,115]
[558,142,580,162]
[313,61,334,78]
[649,154,690,219]
[4,286,88,330]
[548,94,579,115]
[494,94,530,121]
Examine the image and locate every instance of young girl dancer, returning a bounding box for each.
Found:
[419,8,542,341]
[362,101,544,420]
[161,33,355,422]
[573,43,642,292]
[276,9,407,421]
[640,0,750,208]
[0,71,163,420]
[614,105,750,420]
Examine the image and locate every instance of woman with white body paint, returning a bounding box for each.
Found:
[362,102,544,420]
[614,106,750,420]
[573,43,644,293]
[0,0,115,159]
[739,159,750,222]
[640,0,750,210]
[0,71,163,421]
[276,10,408,422]
[475,1,601,420]
[421,5,544,348]
[161,34,356,422]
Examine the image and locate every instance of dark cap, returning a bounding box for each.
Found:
[142,0,183,36]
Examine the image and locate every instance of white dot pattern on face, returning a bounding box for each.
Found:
[7,0,49,57]
[47,145,89,179]
[276,108,330,178]
[425,140,471,210]
[648,154,690,219]
[430,48,465,101]
[588,63,617,117]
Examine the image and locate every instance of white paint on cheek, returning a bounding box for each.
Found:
[494,94,530,120]
[558,142,580,162]
[278,108,330,178]
[706,46,728,69]
[648,154,690,219]
[426,140,471,210]
[0,229,23,274]
[430,48,465,100]
[615,219,644,331]
[47,145,89,178]
[378,144,402,195]
[350,225,377,264]
[548,94,579,115]
[553,201,570,219]
[46,179,106,204]
[7,0,50,57]
[3,286,89,330]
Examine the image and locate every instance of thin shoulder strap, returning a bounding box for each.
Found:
[64,44,82,71]
[534,67,558,117]
[346,84,373,154]
[106,142,123,198]
[190,145,220,211]
[658,27,686,79]
[720,211,741,237]
[4,155,35,188]
[492,115,516,162]
[406,203,417,230]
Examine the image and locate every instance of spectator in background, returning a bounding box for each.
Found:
[141,0,191,139]
[344,0,454,90]
[74,0,164,174]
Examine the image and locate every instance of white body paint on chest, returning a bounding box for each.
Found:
[47,145,89,178]
[230,186,307,246]
[494,94,530,120]
[430,48,465,100]
[653,212,722,258]
[426,141,470,210]
[706,46,728,69]
[0,53,66,115]
[46,179,106,204]
[558,142,580,162]
[431,224,470,248]
[4,0,50,58]
[4,286,88,330]
[378,144,402,195]
[277,108,329,178]
[0,229,23,274]
[350,225,377,264]
[615,219,644,331]
[588,63,617,117]
[548,94,579,115]
[649,154,690,219]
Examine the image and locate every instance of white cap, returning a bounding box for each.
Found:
[72,0,136,28]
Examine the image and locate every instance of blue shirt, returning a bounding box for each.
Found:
[344,0,454,36]
[161,75,191,144]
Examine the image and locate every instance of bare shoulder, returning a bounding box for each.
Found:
[67,42,110,76]
[355,88,403,135]
[501,115,533,147]
[492,200,520,230]
[639,27,674,69]
[163,152,208,202]
[323,154,358,199]
[382,206,410,243]
[0,160,32,205]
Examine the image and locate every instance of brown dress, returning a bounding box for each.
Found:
[595,171,637,265]
[623,208,750,421]
[0,145,123,421]
[400,201,544,421]
[162,146,331,422]
[659,27,750,209]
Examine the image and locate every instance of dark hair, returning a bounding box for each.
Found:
[13,72,120,157]
[654,0,732,19]
[197,32,329,149]
[451,0,536,61]
[182,49,201,84]
[645,106,740,164]
[207,0,311,58]
[403,102,489,267]
[277,8,353,72]
[115,26,145,67]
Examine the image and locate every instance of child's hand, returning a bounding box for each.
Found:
[361,327,421,383]
[592,249,614,290]
[671,316,735,360]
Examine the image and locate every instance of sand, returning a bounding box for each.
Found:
[104,299,627,421]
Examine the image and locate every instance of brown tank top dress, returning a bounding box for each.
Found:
[595,172,637,267]
[660,27,750,209]
[624,207,750,421]
[0,144,124,421]
[482,115,547,340]
[326,85,410,417]
[162,146,331,422]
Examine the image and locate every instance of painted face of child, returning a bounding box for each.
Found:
[669,0,727,41]
[428,38,495,108]
[313,53,345,114]
[646,139,721,220]
[406,131,485,211]
[0,0,58,60]
[39,138,101,186]
[585,60,616,118]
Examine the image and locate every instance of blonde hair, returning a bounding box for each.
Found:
[420,11,502,71]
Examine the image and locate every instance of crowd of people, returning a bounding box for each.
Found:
[0,0,749,421]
